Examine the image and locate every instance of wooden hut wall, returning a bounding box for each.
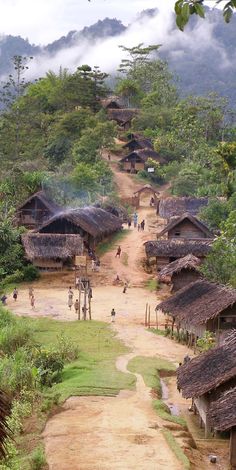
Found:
[168,220,209,239]
[230,427,236,469]
[33,258,63,269]
[194,395,211,436]
[157,256,170,270]
[39,218,90,242]
[172,270,201,292]
[19,198,51,228]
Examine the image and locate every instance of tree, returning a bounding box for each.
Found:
[175,1,236,30]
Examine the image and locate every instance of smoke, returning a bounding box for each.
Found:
[24,3,235,81]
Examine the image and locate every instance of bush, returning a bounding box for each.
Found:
[31,446,47,470]
[0,270,24,289]
[22,265,40,282]
[0,348,35,393]
[0,320,34,355]
[56,332,79,362]
[33,349,64,387]
[0,307,15,328]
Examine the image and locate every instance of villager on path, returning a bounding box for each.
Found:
[133,212,138,228]
[115,246,121,258]
[111,308,116,322]
[29,286,34,298]
[1,294,7,305]
[30,295,35,309]
[123,282,128,294]
[68,287,74,310]
[74,299,80,318]
[140,220,145,231]
[91,259,96,271]
[13,288,18,301]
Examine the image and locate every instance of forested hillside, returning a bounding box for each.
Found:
[1,7,236,106]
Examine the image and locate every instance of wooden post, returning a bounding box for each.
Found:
[155,309,158,330]
[145,303,148,326]
[148,305,151,329]
[83,285,87,320]
[78,283,81,320]
[89,297,91,320]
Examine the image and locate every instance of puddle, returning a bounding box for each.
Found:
[160,378,179,416]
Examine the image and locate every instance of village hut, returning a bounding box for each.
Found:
[22,233,83,270]
[157,254,202,292]
[122,137,153,152]
[159,197,209,220]
[16,191,61,229]
[144,238,212,269]
[119,149,164,173]
[107,108,139,130]
[157,279,236,344]
[37,207,123,248]
[177,331,236,444]
[208,387,236,469]
[0,389,11,458]
[157,213,213,240]
[133,184,160,208]
[100,97,122,109]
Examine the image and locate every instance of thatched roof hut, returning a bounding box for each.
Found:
[157,213,213,240]
[100,97,122,109]
[156,279,236,336]
[159,197,209,220]
[177,331,236,399]
[107,108,139,129]
[158,254,202,291]
[208,386,236,432]
[17,191,61,229]
[122,138,153,152]
[37,207,123,245]
[144,239,212,259]
[120,149,164,164]
[22,233,83,261]
[0,389,11,458]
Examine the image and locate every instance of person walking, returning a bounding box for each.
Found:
[13,288,18,301]
[123,282,128,294]
[91,259,96,271]
[68,287,73,310]
[74,299,80,319]
[133,212,138,228]
[128,219,131,229]
[111,308,116,322]
[29,286,34,299]
[30,295,35,309]
[115,246,121,258]
[141,220,145,231]
[1,294,7,305]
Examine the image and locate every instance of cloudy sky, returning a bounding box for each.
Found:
[0,0,217,45]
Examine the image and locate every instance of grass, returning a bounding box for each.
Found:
[127,355,175,396]
[148,328,166,337]
[96,229,129,256]
[161,429,191,470]
[32,318,135,402]
[153,399,187,428]
[145,279,159,292]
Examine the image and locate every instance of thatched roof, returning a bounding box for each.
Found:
[134,184,160,196]
[157,279,236,326]
[107,108,139,125]
[120,149,164,164]
[208,386,236,431]
[122,138,153,150]
[100,97,122,109]
[157,213,213,239]
[177,331,236,399]
[38,207,123,238]
[158,254,201,282]
[144,239,212,258]
[22,233,83,260]
[0,390,11,458]
[17,191,61,214]
[159,197,209,219]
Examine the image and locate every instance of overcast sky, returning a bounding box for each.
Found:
[0,0,217,45]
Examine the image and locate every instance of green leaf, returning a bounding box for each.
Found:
[195,3,205,18]
[176,14,185,31]
[223,6,233,22]
[182,3,190,21]
[174,0,183,15]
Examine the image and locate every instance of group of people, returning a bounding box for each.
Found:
[127,213,145,232]
[1,287,35,309]
[68,285,93,316]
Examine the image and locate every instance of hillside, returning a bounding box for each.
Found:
[0,8,236,105]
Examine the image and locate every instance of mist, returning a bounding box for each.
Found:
[24,4,234,82]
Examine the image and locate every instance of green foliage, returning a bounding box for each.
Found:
[30,446,47,470]
[127,356,175,396]
[22,265,40,282]
[199,199,229,230]
[175,1,236,30]
[0,320,34,355]
[56,332,79,362]
[33,349,64,387]
[196,331,216,352]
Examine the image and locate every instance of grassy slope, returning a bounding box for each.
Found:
[127,355,175,395]
[33,318,135,402]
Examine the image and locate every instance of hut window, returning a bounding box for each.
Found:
[174,231,181,237]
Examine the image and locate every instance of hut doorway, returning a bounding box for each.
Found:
[133,185,160,208]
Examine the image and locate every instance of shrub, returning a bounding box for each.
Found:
[0,307,15,328]
[0,320,34,355]
[31,446,47,470]
[56,332,79,362]
[22,265,40,282]
[33,349,64,387]
[0,349,35,393]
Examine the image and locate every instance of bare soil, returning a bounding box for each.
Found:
[9,160,229,469]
